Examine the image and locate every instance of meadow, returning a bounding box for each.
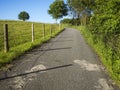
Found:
[0,20,64,68]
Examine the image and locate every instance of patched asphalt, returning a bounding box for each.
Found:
[0,28,119,90]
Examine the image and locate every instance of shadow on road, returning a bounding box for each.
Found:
[0,64,73,81]
[29,47,72,55]
[51,40,73,43]
[43,47,72,51]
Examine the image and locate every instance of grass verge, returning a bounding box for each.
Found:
[75,25,120,87]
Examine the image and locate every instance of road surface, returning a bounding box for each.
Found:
[0,28,119,90]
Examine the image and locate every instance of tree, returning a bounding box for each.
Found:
[67,0,94,25]
[60,18,72,24]
[18,11,30,21]
[48,0,68,23]
[60,18,81,25]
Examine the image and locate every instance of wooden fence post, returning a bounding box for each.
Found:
[43,24,45,39]
[4,24,9,52]
[32,23,34,42]
[50,24,52,37]
[59,24,61,31]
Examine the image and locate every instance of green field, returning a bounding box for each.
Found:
[0,20,64,68]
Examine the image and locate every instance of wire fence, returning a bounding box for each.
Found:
[0,22,62,52]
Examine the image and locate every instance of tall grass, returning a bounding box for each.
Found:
[0,20,65,68]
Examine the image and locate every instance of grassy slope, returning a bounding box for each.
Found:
[0,20,64,68]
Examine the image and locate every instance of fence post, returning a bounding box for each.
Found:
[4,24,9,52]
[32,23,34,42]
[43,24,45,39]
[50,24,52,37]
[59,24,61,31]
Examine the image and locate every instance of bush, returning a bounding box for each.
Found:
[88,0,120,85]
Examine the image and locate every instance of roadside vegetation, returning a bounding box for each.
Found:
[0,20,64,69]
[61,0,120,86]
[76,26,120,86]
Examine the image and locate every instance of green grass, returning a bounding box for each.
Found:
[74,25,120,87]
[0,20,65,68]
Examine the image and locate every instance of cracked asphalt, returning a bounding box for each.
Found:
[0,28,119,90]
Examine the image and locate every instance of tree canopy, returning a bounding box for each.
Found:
[67,0,94,25]
[18,11,30,21]
[48,0,68,22]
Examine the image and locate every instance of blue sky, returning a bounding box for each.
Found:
[0,0,68,23]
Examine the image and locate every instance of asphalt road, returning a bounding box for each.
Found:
[0,28,119,90]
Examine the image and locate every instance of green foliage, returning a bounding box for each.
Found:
[67,0,95,12]
[0,20,65,68]
[60,18,82,25]
[67,0,94,25]
[86,0,120,85]
[48,0,68,21]
[67,0,84,12]
[18,11,30,21]
[89,0,120,52]
[60,18,72,24]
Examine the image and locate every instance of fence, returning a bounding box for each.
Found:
[0,22,62,52]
